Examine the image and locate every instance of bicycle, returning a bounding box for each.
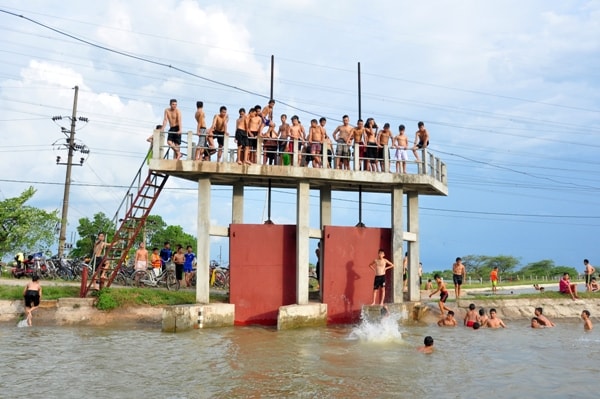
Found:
[132,265,180,291]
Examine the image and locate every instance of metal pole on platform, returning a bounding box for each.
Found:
[357,62,362,120]
[266,179,272,223]
[270,55,274,100]
[356,185,365,227]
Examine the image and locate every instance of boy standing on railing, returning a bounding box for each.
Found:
[412,121,429,164]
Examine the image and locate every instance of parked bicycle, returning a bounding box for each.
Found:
[132,265,179,291]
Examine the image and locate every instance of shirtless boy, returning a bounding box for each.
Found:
[581,310,593,331]
[584,259,595,292]
[369,249,394,306]
[162,99,182,160]
[429,274,452,316]
[412,121,430,163]
[487,308,507,328]
[331,115,353,170]
[452,257,466,300]
[377,123,392,172]
[438,310,457,327]
[308,119,324,168]
[350,119,365,170]
[393,124,408,173]
[134,242,148,271]
[210,106,229,162]
[261,99,275,126]
[464,303,478,327]
[289,116,305,165]
[534,307,555,327]
[247,106,263,163]
[235,108,250,165]
[417,336,434,354]
[194,101,211,161]
[278,114,290,165]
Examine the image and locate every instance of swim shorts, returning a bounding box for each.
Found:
[373,275,386,289]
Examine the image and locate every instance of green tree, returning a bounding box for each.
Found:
[519,259,555,278]
[149,224,196,251]
[462,254,520,279]
[71,212,115,258]
[143,215,167,246]
[0,187,60,259]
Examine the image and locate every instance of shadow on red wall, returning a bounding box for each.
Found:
[322,226,392,324]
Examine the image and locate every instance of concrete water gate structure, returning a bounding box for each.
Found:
[150,131,448,329]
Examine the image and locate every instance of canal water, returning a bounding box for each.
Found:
[1,311,597,398]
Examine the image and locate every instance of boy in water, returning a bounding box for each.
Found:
[417,336,434,354]
[429,274,452,316]
[477,308,489,327]
[369,249,394,306]
[437,310,457,327]
[581,310,593,331]
[534,307,555,327]
[464,303,478,327]
[487,308,507,328]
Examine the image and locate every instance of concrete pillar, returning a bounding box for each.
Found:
[319,186,331,230]
[196,177,211,303]
[407,192,420,302]
[232,183,244,224]
[296,181,310,304]
[391,187,404,303]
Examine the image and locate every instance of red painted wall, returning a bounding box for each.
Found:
[229,224,297,325]
[322,226,392,324]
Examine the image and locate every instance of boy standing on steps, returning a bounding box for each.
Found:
[369,249,394,306]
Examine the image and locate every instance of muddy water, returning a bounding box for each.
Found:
[1,313,597,398]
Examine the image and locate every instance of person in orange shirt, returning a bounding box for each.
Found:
[150,247,162,277]
[490,266,499,294]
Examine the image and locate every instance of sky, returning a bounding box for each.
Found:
[0,0,599,271]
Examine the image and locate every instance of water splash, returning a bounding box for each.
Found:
[348,307,406,343]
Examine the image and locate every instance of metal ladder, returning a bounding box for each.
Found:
[80,150,169,297]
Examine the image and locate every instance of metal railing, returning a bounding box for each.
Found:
[150,129,446,184]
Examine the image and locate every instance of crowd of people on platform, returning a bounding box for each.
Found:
[155,98,430,172]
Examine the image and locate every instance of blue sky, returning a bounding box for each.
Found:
[0,1,599,271]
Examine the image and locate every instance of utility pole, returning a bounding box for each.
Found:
[53,86,89,258]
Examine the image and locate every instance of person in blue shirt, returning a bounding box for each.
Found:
[183,245,196,288]
[159,242,172,272]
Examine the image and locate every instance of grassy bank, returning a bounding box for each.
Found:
[0,283,229,310]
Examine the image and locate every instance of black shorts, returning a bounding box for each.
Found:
[175,263,184,281]
[213,131,225,147]
[417,140,430,149]
[366,143,378,162]
[373,275,386,289]
[453,274,463,285]
[235,129,249,148]
[585,274,593,284]
[167,126,181,145]
[24,291,40,308]
[250,132,259,149]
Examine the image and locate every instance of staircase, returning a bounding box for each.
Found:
[80,150,169,297]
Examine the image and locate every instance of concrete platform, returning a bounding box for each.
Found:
[277,303,328,330]
[162,303,235,332]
